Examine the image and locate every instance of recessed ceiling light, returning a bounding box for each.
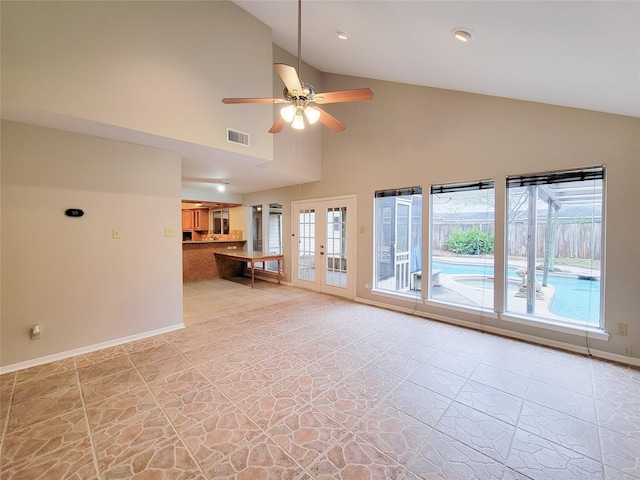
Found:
[452,28,474,42]
[336,30,350,40]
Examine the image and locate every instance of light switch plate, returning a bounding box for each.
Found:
[165,227,176,237]
[112,228,121,239]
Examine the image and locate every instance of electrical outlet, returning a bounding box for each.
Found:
[31,324,42,340]
[365,283,371,289]
[165,227,176,237]
[112,228,121,239]
[624,346,633,356]
[616,323,628,336]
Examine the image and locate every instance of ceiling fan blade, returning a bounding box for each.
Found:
[222,97,285,104]
[312,88,374,104]
[274,63,303,96]
[316,107,346,132]
[268,116,287,134]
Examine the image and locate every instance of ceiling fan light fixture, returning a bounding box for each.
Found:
[220,0,372,133]
[291,112,305,130]
[280,105,296,122]
[453,28,474,42]
[304,106,320,124]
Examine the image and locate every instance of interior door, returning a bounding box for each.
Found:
[292,196,355,298]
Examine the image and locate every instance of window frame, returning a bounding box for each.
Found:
[428,179,496,312]
[372,186,423,298]
[504,166,605,330]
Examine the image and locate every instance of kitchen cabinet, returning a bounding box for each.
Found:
[192,208,209,231]
[182,210,194,231]
[182,209,210,241]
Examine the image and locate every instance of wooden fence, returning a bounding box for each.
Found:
[432,223,601,260]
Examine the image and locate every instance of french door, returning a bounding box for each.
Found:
[292,196,355,298]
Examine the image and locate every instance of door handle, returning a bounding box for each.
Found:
[320,252,325,255]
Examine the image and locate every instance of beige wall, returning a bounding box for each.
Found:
[1,121,184,370]
[245,73,640,362]
[1,0,274,161]
[2,1,638,366]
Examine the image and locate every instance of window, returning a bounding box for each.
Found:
[429,180,495,310]
[249,203,283,272]
[373,187,422,296]
[266,203,283,271]
[505,167,604,328]
[251,205,263,251]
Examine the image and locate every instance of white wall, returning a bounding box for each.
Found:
[1,121,184,370]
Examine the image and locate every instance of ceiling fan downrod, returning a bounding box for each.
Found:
[297,0,302,78]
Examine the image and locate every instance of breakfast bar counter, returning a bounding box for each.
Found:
[214,250,284,288]
[182,240,246,282]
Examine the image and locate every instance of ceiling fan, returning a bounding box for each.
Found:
[221,0,373,133]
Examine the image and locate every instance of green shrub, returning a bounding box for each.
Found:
[446,227,494,255]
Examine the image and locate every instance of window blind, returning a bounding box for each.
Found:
[375,186,422,198]
[430,180,494,194]
[507,167,604,188]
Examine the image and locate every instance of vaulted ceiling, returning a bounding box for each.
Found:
[235,0,639,118]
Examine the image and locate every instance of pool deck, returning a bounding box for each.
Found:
[424,255,602,324]
[435,271,559,319]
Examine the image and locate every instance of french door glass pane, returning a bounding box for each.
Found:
[298,209,315,281]
[326,206,347,288]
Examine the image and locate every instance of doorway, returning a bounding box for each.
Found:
[292,196,355,298]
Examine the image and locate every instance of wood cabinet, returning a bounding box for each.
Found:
[182,210,194,231]
[182,208,211,240]
[182,208,209,231]
[192,209,209,231]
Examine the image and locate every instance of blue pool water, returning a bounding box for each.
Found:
[432,261,601,324]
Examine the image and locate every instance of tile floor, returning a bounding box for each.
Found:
[1,278,639,479]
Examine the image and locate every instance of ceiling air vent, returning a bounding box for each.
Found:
[226,128,250,147]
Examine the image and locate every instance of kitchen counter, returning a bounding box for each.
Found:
[182,240,247,282]
[182,239,245,244]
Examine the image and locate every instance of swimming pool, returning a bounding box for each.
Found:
[432,261,601,324]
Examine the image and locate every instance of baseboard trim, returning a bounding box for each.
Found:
[355,296,640,368]
[0,323,184,375]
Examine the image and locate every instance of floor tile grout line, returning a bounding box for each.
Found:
[187,352,286,474]
[125,348,210,479]
[589,358,608,476]
[73,357,103,479]
[0,373,18,466]
[5,280,638,478]
[449,345,610,474]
